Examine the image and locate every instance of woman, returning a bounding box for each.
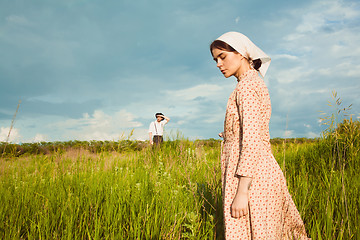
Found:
[210,32,309,239]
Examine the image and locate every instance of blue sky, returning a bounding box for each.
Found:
[1,0,359,143]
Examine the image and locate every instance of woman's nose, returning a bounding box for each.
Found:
[217,60,222,68]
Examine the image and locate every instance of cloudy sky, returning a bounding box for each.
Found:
[0,0,359,143]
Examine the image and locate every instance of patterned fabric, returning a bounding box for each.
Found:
[221,69,309,239]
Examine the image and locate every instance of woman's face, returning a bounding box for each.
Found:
[212,48,244,78]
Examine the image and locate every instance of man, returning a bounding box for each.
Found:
[148,113,170,145]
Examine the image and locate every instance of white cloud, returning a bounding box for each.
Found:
[272,54,298,60]
[6,15,31,26]
[279,0,360,60]
[267,0,360,134]
[177,120,186,125]
[28,134,48,143]
[305,131,319,138]
[273,67,313,84]
[49,109,144,141]
[0,127,22,143]
[300,88,330,95]
[1,0,359,142]
[296,14,325,33]
[322,0,359,19]
[284,130,294,138]
[337,62,360,77]
[164,84,224,101]
[318,68,332,76]
[158,81,233,129]
[293,0,359,34]
[204,114,224,124]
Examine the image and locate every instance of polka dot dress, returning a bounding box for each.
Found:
[221,70,309,239]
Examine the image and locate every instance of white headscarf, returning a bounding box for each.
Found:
[216,31,271,77]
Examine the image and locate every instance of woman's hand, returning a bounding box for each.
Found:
[231,191,249,218]
[231,176,252,218]
[218,132,224,138]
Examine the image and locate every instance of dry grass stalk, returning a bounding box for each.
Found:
[1,100,21,158]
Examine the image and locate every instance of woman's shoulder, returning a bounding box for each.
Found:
[236,70,270,100]
[238,70,264,89]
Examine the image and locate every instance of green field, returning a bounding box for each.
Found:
[1,119,359,239]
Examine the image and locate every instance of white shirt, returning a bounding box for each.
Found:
[148,120,167,136]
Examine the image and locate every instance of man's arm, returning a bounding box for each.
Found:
[163,115,170,123]
[149,132,153,145]
[148,122,154,144]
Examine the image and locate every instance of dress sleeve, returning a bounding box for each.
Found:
[236,85,262,178]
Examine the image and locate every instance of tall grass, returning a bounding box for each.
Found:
[1,121,359,238]
[0,141,223,239]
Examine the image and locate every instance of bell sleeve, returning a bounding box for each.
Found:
[235,85,262,178]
